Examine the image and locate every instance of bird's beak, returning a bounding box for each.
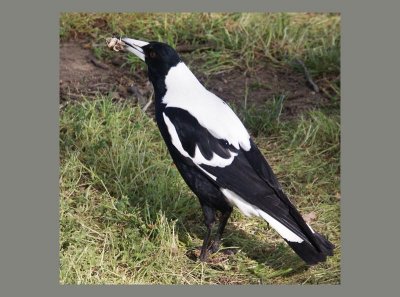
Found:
[121,38,149,61]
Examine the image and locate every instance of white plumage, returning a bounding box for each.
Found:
[221,188,304,243]
[163,62,251,151]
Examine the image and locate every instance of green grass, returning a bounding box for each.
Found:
[60,12,340,76]
[59,12,340,284]
[60,98,340,284]
[237,94,287,137]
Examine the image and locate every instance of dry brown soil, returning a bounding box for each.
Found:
[60,41,335,118]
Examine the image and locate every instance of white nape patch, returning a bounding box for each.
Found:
[221,188,304,243]
[163,113,237,168]
[162,62,251,151]
[122,38,149,61]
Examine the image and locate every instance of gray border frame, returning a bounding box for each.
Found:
[1,0,398,296]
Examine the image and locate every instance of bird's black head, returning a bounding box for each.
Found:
[122,38,181,85]
[142,42,181,80]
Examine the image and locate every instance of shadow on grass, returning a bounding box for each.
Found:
[175,216,308,273]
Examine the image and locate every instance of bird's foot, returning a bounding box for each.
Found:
[189,241,238,262]
[219,248,237,256]
[199,251,208,262]
[187,246,209,262]
[211,241,239,256]
[209,240,221,254]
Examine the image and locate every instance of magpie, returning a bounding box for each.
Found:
[108,37,335,265]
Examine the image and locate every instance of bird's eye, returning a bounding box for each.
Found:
[149,51,157,58]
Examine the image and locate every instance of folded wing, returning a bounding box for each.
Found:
[163,107,317,244]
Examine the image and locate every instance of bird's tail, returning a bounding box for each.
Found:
[257,198,335,265]
[267,189,335,265]
[285,232,335,265]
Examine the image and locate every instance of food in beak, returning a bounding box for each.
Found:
[106,37,126,52]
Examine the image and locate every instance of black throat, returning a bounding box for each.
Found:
[148,71,173,154]
[146,58,180,117]
[148,69,168,118]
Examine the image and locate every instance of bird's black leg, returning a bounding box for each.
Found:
[199,205,216,262]
[210,207,233,253]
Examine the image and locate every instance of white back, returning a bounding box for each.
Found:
[162,62,251,151]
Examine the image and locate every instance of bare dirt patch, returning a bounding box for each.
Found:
[60,41,152,107]
[60,41,334,118]
[199,64,332,119]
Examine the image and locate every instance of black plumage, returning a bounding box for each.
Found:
[114,37,334,265]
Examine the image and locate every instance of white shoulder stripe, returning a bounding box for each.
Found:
[221,188,304,243]
[163,113,191,159]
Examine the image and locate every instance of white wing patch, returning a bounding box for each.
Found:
[163,113,237,168]
[221,188,304,243]
[162,62,251,151]
[193,145,237,167]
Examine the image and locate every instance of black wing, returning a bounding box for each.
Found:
[163,107,318,246]
[163,107,237,161]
